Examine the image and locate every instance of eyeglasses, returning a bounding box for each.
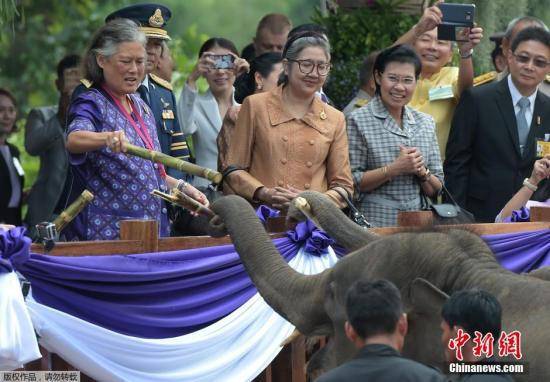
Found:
[512,53,549,69]
[288,59,331,76]
[383,73,416,85]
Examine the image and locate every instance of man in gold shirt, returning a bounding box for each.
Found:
[394,2,483,159]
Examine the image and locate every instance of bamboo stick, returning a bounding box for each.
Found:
[125,143,223,184]
[151,189,215,218]
[53,190,94,232]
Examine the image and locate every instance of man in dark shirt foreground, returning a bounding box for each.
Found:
[317,279,445,381]
[442,290,514,382]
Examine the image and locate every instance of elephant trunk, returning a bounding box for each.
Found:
[291,191,379,252]
[210,195,332,335]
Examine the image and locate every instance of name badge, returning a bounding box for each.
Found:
[428,85,454,101]
[12,157,25,177]
[537,140,550,158]
[162,110,174,120]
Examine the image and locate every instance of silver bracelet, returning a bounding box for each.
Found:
[523,178,538,192]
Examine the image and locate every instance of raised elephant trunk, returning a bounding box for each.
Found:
[289,191,380,252]
[210,195,333,335]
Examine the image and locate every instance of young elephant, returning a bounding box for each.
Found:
[208,192,550,381]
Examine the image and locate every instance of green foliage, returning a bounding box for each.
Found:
[0,0,18,27]
[313,2,416,108]
[170,24,211,95]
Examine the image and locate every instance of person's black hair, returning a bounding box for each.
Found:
[198,37,238,58]
[359,51,380,87]
[441,289,502,339]
[345,279,403,339]
[511,26,550,52]
[0,87,18,132]
[234,52,282,103]
[57,54,81,81]
[504,16,548,41]
[491,45,503,69]
[287,23,328,40]
[372,44,422,95]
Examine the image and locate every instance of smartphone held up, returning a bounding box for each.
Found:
[437,3,475,42]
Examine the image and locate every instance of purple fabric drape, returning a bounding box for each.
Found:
[484,229,550,273]
[3,220,335,339]
[0,227,30,274]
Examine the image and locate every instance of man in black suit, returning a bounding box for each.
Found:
[445,27,550,222]
[317,279,445,382]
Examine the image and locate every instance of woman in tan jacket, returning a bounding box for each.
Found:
[224,31,353,210]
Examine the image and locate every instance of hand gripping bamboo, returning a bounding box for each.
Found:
[151,189,215,218]
[125,143,223,184]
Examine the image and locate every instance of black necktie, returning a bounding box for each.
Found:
[138,84,150,107]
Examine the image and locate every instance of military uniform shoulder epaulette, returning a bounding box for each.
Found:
[80,78,93,88]
[149,73,173,91]
[473,71,497,87]
[354,98,369,108]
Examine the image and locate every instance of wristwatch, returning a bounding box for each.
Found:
[460,49,473,59]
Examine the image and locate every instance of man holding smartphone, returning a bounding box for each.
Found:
[394,1,483,160]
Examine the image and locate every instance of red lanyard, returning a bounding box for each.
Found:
[102,85,166,178]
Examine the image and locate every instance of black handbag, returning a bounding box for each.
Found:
[333,188,371,228]
[420,184,475,225]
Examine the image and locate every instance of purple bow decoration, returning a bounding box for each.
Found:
[0,226,31,274]
[255,205,334,256]
[509,207,531,223]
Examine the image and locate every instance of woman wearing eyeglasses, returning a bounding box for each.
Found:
[347,45,443,227]
[224,32,353,210]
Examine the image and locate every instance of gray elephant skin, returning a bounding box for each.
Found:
[208,192,547,381]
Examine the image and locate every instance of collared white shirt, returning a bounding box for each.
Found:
[141,75,150,91]
[508,74,537,128]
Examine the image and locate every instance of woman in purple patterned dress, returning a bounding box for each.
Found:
[65,19,208,240]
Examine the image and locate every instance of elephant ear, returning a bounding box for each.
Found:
[402,278,449,369]
[525,266,550,282]
[407,278,449,312]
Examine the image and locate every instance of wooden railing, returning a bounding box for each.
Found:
[24,207,550,382]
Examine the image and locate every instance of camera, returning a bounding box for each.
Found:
[437,3,475,42]
[35,221,57,251]
[212,54,235,70]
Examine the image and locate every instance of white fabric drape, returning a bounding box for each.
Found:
[27,246,339,382]
[0,272,41,370]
